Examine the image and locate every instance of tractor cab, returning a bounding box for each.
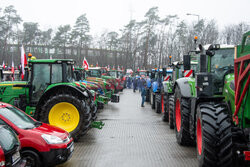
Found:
[87,67,102,78]
[184,44,234,96]
[29,59,75,103]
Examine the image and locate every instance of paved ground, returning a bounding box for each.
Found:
[58,89,197,167]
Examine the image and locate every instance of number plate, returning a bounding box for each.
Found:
[12,151,21,164]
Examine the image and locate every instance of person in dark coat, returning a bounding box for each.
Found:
[133,76,138,92]
[127,76,132,89]
[140,77,147,107]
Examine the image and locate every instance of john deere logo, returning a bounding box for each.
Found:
[0,87,6,95]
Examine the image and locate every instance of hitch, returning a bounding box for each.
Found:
[91,121,105,129]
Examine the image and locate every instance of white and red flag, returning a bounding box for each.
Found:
[20,45,27,80]
[83,57,89,70]
[11,60,15,81]
[2,61,5,69]
[137,67,140,72]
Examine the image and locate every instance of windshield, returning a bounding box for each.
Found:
[211,48,234,94]
[0,107,37,130]
[139,72,147,76]
[0,126,19,152]
[211,48,234,72]
[108,71,117,78]
[88,70,101,77]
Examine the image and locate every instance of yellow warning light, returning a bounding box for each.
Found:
[194,36,198,40]
[169,55,172,59]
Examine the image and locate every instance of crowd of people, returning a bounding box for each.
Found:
[125,75,148,107]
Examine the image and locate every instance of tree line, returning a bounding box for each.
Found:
[0,5,249,70]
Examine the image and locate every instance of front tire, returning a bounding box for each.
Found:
[21,150,41,167]
[168,95,174,129]
[173,86,193,146]
[150,90,155,109]
[196,102,233,167]
[155,94,161,113]
[162,94,169,122]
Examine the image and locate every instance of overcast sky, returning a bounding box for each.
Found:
[1,0,250,35]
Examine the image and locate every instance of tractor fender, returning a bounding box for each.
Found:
[35,85,92,119]
[174,78,192,98]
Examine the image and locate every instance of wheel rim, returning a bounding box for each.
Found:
[197,118,202,155]
[24,155,36,167]
[175,98,181,132]
[49,102,80,132]
[161,95,164,113]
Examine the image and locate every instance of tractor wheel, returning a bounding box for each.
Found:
[168,95,174,129]
[150,91,155,109]
[90,101,98,121]
[196,103,233,167]
[173,86,193,146]
[155,94,161,113]
[162,94,169,122]
[40,94,89,141]
[83,104,92,135]
[21,150,41,167]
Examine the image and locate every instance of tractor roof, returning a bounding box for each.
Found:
[29,59,74,64]
[88,67,102,70]
[197,44,235,51]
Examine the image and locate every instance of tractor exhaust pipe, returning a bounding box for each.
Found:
[199,44,207,73]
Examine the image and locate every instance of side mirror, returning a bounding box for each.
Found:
[183,55,191,70]
[162,68,166,77]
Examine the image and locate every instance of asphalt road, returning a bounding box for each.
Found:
[58,89,197,167]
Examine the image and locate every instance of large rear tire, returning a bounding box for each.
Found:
[196,103,233,167]
[39,94,90,141]
[173,86,193,146]
[168,95,174,129]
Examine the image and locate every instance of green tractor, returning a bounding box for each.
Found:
[74,67,110,106]
[0,59,95,140]
[162,61,197,129]
[173,30,250,166]
[87,67,120,102]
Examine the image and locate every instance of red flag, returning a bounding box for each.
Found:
[2,61,5,69]
[137,67,139,72]
[11,60,15,81]
[83,57,89,70]
[96,62,98,67]
[21,45,27,80]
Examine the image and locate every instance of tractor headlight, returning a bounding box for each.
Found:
[41,134,64,144]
